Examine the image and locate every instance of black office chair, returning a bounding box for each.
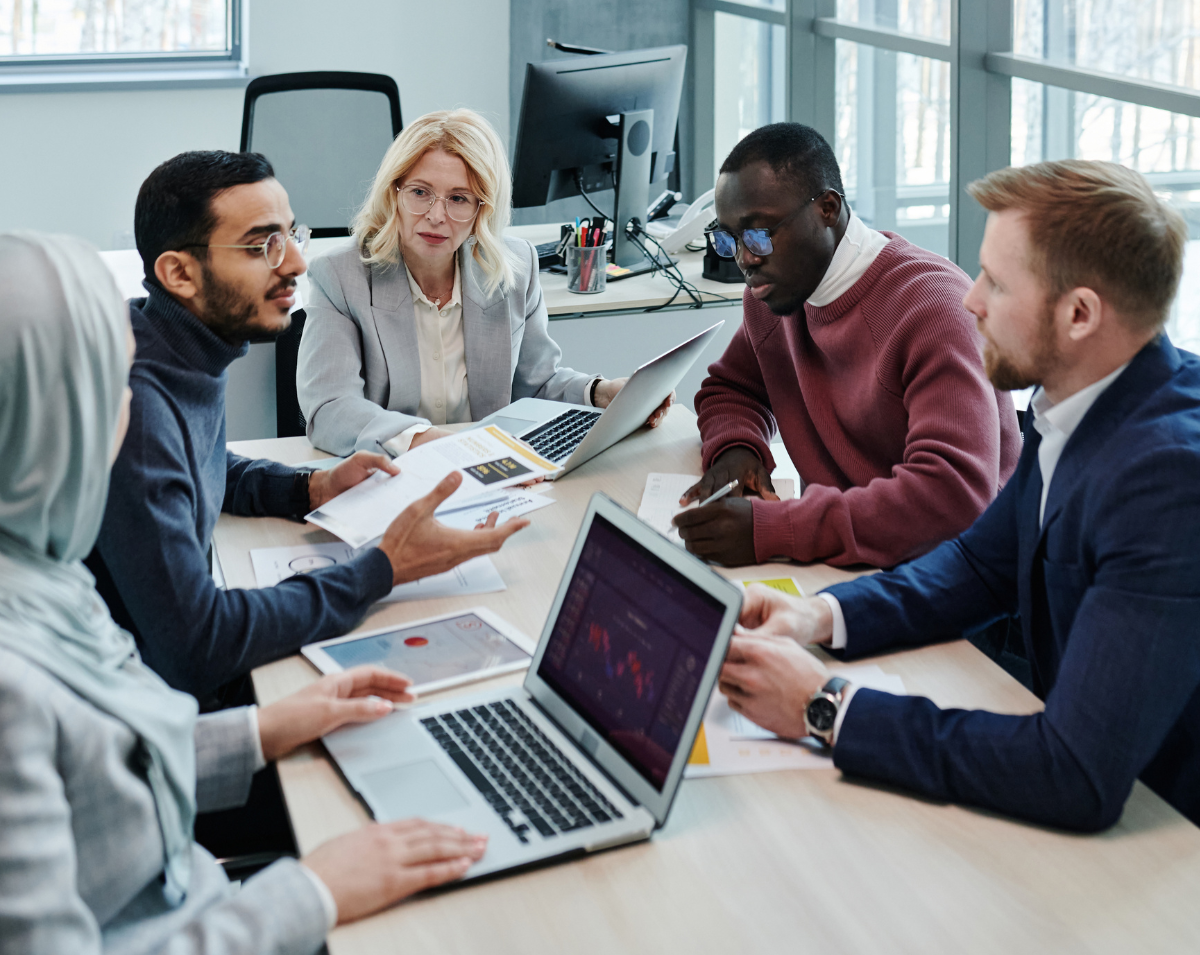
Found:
[240,71,402,436]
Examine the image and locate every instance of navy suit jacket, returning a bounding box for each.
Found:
[825,335,1200,831]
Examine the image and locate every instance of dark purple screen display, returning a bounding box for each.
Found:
[538,516,725,790]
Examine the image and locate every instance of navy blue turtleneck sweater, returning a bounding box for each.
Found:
[86,285,393,697]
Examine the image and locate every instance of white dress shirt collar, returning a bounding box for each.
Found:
[1030,361,1129,525]
[806,211,891,308]
[406,260,461,311]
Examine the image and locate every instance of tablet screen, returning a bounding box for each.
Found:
[320,613,529,687]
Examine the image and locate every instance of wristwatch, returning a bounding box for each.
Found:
[804,676,851,748]
[289,468,315,519]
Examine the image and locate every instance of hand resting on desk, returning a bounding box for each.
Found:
[258,664,490,923]
[673,447,777,566]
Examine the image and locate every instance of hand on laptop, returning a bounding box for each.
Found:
[592,378,675,429]
[302,819,488,924]
[257,665,416,763]
[379,471,530,585]
[308,451,400,510]
[738,584,834,646]
[679,447,778,507]
[718,634,830,739]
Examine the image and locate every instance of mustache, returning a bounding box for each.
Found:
[265,276,297,300]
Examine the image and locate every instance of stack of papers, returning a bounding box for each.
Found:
[306,426,559,548]
[686,662,906,777]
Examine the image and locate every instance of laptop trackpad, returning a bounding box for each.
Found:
[360,759,469,820]
[488,415,539,435]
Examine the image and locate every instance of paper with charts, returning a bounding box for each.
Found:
[685,662,906,777]
[251,543,505,604]
[305,426,559,548]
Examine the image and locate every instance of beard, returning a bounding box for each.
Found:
[982,299,1058,391]
[198,261,294,343]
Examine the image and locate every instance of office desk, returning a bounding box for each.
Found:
[218,408,1200,955]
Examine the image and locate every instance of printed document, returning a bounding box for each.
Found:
[685,662,906,777]
[306,426,558,548]
[433,487,555,530]
[637,474,797,546]
[250,542,506,604]
[637,473,699,544]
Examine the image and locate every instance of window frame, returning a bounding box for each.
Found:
[0,0,247,91]
[691,0,1200,277]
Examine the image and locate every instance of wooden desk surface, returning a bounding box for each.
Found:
[221,410,1200,955]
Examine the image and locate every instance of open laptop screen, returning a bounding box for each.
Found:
[536,514,726,791]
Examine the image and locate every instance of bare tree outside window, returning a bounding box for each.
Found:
[0,0,229,58]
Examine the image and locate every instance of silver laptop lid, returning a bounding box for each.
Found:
[561,320,724,472]
[522,492,742,826]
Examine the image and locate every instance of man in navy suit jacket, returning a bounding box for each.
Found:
[719,159,1200,832]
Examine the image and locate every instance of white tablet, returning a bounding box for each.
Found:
[302,607,536,695]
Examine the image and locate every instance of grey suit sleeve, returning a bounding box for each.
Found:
[194,709,258,814]
[298,254,428,456]
[0,671,101,953]
[510,240,593,405]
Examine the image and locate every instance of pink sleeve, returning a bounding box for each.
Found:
[751,306,1004,567]
[695,293,778,472]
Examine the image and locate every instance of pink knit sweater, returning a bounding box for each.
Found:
[696,234,1021,568]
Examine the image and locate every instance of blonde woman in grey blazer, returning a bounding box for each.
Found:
[298,108,671,457]
[0,233,486,954]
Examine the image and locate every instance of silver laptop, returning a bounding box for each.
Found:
[478,321,724,477]
[321,492,743,881]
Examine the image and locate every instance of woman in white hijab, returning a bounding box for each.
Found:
[0,233,486,954]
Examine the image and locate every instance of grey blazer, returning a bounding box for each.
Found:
[0,648,327,955]
[297,235,592,455]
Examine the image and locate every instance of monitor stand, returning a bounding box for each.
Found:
[610,108,675,279]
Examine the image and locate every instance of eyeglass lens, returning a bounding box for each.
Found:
[711,229,772,259]
[399,185,481,222]
[264,227,311,268]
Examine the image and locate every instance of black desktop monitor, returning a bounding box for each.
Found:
[511,45,687,269]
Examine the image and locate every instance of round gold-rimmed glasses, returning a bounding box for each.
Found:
[396,183,485,222]
[186,224,311,269]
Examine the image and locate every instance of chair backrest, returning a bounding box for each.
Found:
[275,309,308,438]
[240,71,402,238]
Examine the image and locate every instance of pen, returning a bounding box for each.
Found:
[375,438,398,460]
[698,479,739,507]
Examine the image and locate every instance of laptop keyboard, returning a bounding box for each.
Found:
[421,700,623,844]
[522,408,602,464]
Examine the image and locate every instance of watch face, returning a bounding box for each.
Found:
[808,697,837,733]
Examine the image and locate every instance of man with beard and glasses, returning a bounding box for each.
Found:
[86,151,529,702]
[675,123,1021,569]
[714,159,1200,831]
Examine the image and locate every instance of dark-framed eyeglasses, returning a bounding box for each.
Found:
[396,183,485,222]
[706,190,845,259]
[187,224,311,269]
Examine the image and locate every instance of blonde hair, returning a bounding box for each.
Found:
[968,160,1187,332]
[353,108,517,295]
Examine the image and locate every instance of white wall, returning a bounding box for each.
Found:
[0,0,512,248]
[1,0,511,440]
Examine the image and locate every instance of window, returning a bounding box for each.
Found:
[691,0,1200,307]
[0,0,244,81]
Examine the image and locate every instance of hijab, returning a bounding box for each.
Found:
[0,232,198,904]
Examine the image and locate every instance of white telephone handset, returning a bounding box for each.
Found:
[659,188,716,254]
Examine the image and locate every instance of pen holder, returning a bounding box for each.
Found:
[566,242,611,294]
